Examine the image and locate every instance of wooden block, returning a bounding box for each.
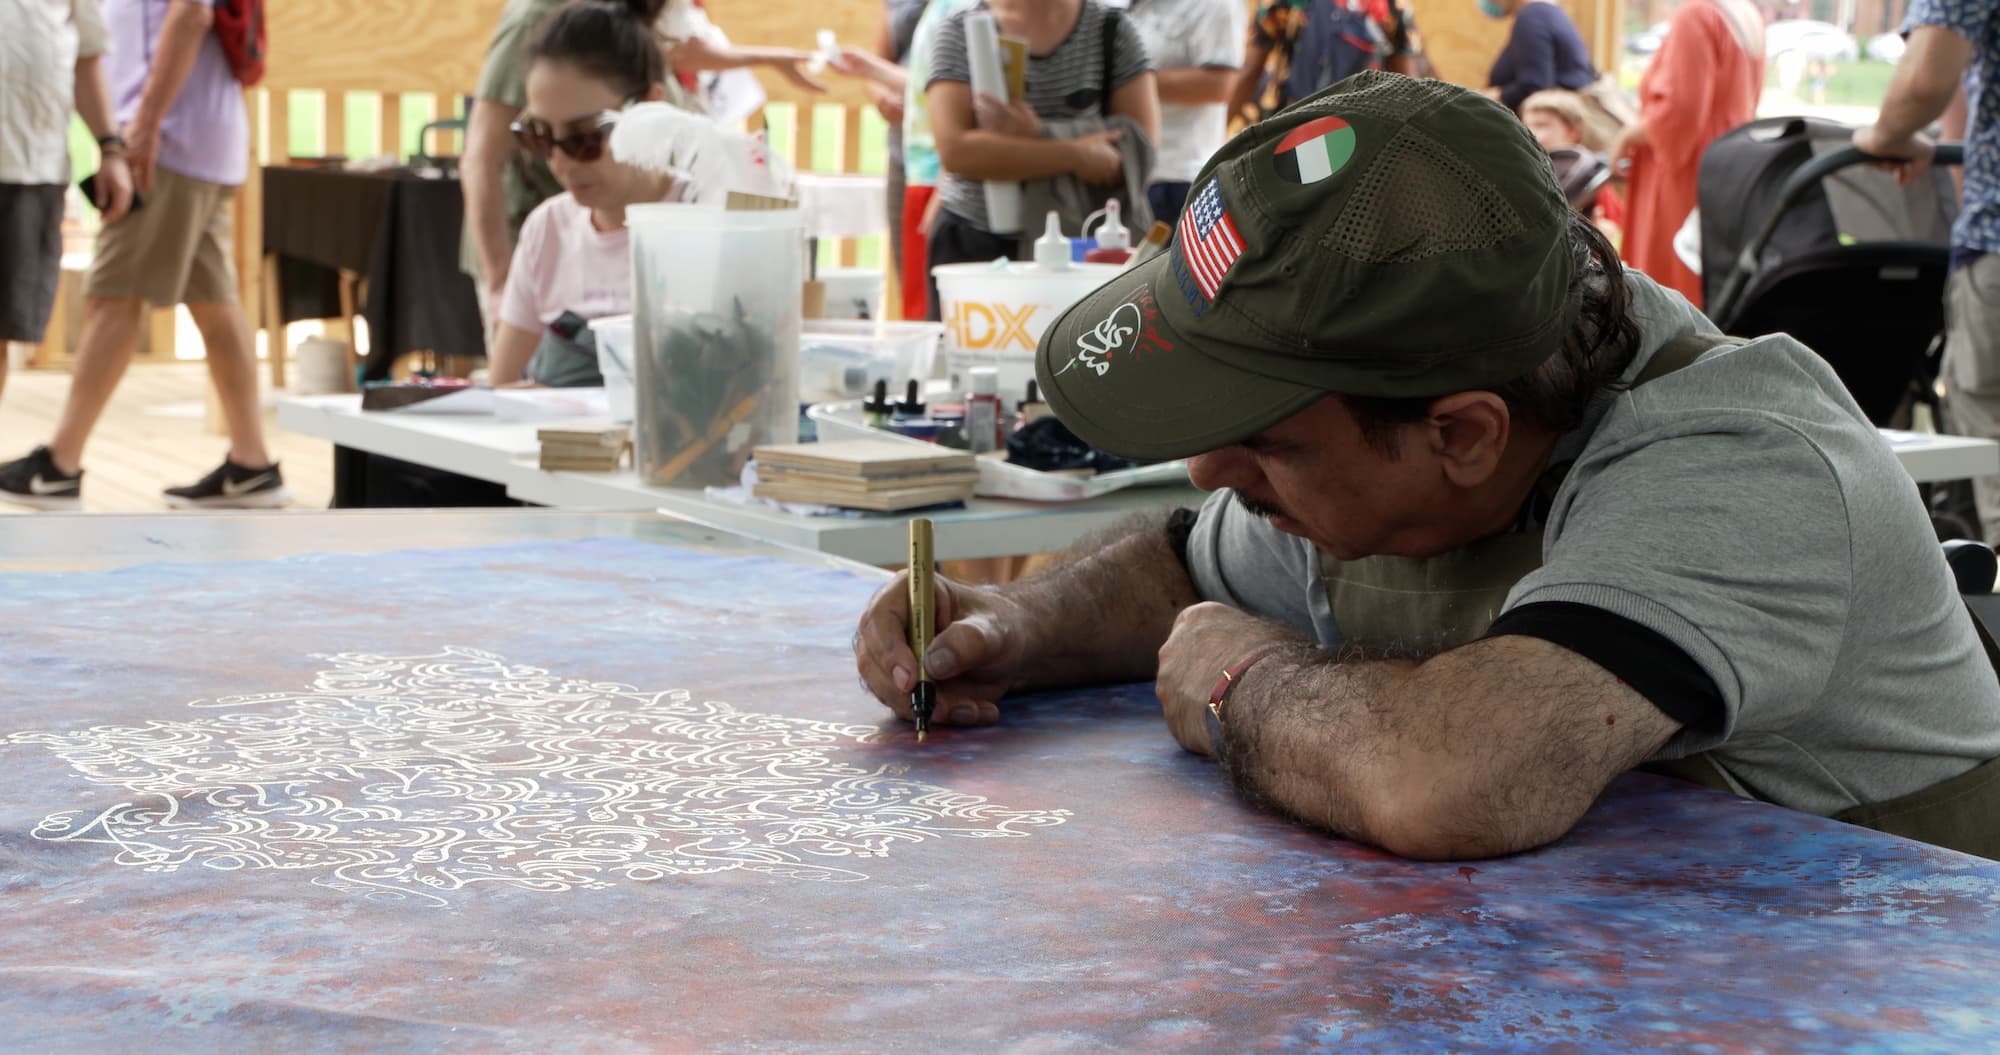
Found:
[537,424,629,449]
[752,478,973,511]
[753,439,975,478]
[725,190,800,212]
[756,464,979,493]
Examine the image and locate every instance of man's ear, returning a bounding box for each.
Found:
[1422,391,1511,488]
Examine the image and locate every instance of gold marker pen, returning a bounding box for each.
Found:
[907,518,937,742]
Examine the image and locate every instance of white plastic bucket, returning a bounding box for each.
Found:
[932,261,1123,399]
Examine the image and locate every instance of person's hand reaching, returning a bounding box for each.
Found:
[769,53,830,94]
[1608,121,1649,176]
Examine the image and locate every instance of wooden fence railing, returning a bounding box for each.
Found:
[243,0,890,382]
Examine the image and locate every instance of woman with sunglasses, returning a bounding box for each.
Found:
[490,0,690,386]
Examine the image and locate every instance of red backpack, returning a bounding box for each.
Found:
[212,0,267,87]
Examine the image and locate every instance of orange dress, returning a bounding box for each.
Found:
[1624,0,1764,309]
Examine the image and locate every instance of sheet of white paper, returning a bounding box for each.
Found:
[493,387,611,422]
[389,387,497,415]
[704,67,769,127]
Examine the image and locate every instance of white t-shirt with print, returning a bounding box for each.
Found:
[1126,0,1243,185]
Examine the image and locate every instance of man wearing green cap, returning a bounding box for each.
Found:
[852,72,2000,861]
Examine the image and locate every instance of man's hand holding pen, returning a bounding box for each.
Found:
[854,571,1020,729]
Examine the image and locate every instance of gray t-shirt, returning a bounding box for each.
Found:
[927,1,1152,233]
[1186,272,2000,817]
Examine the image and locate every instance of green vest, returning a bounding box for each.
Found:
[1315,335,2000,860]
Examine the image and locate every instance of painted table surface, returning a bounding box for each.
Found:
[3,528,2000,1054]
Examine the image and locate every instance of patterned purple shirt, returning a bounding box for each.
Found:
[107,0,247,186]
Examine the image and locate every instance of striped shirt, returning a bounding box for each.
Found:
[927,1,1152,233]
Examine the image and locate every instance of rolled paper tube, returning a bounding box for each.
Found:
[964,12,1023,235]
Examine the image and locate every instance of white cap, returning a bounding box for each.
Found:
[1033,211,1072,270]
[1092,199,1130,250]
[969,365,999,395]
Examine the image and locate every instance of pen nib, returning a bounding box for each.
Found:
[916,728,927,744]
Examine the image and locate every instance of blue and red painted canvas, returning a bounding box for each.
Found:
[2,537,1998,1053]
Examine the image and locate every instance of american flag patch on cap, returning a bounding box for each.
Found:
[1176,180,1245,302]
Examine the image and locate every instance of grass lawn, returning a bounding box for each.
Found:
[1618,57,1896,114]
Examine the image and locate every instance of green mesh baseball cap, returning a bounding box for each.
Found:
[1036,72,1580,461]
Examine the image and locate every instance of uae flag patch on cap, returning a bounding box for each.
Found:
[1274,116,1357,185]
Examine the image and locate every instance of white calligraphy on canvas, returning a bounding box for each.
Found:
[4,648,1069,906]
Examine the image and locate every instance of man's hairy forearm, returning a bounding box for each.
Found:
[1220,636,1676,859]
[999,508,1200,692]
[136,1,212,127]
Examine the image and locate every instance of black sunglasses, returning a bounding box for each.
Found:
[510,111,620,162]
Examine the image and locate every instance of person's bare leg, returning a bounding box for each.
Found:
[47,295,145,475]
[186,299,271,468]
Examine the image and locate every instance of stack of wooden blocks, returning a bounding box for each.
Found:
[751,440,977,511]
[538,424,631,472]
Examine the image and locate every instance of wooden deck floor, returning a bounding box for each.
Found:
[0,362,333,514]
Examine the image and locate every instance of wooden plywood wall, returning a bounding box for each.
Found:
[705,0,882,110]
[263,0,507,98]
[243,0,509,377]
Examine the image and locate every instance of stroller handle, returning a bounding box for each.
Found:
[1709,143,1965,326]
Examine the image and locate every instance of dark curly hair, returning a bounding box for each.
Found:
[1340,212,1643,454]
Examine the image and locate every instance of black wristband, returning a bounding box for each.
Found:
[96,134,126,154]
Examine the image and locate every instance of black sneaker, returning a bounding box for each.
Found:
[0,447,82,511]
[163,458,293,509]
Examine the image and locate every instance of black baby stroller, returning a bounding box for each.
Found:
[1699,115,1963,426]
[1548,146,1614,218]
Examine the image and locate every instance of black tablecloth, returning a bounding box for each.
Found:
[262,167,482,380]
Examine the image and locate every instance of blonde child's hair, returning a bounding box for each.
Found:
[1520,90,1587,142]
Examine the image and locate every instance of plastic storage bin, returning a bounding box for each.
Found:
[627,203,803,487]
[798,319,944,403]
[592,313,635,424]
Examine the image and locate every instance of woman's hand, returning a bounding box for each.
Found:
[1608,121,1650,174]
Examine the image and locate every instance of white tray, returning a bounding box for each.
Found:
[807,400,1189,502]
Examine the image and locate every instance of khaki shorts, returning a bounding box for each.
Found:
[86,166,239,306]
